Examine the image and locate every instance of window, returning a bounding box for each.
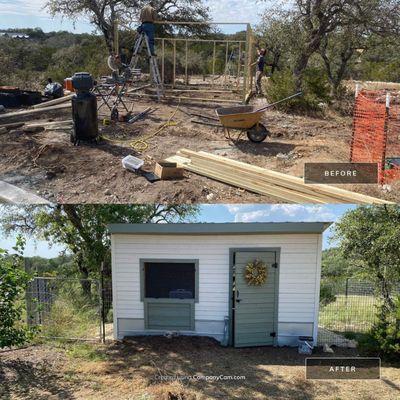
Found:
[144,261,196,300]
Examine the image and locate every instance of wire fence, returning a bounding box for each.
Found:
[318,279,399,347]
[26,276,113,342]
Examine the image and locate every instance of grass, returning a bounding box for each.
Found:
[319,295,379,333]
[65,343,108,361]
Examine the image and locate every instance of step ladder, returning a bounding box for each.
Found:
[130,31,164,100]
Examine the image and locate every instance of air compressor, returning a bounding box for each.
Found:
[70,72,99,145]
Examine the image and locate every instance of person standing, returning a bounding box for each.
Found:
[139,2,158,56]
[252,48,266,95]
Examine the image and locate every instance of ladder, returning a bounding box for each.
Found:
[130,31,164,100]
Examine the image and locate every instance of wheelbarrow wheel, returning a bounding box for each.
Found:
[247,123,269,143]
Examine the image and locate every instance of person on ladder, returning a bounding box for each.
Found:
[138,2,158,56]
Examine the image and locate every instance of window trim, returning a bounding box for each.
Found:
[140,258,199,303]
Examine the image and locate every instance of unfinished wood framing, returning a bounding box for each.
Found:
[120,21,253,103]
[166,149,391,204]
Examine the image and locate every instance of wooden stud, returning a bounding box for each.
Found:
[224,41,229,86]
[173,40,176,89]
[212,41,216,89]
[185,40,189,86]
[237,42,242,89]
[114,18,119,55]
[161,39,165,84]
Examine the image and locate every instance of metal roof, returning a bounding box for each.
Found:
[108,222,332,235]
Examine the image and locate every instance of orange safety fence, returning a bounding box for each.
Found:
[350,89,400,184]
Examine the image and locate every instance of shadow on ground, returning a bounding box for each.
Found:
[0,359,75,400]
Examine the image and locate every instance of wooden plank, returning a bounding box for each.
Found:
[178,149,391,204]
[129,93,240,104]
[180,155,340,203]
[178,150,335,203]
[0,103,71,121]
[166,155,332,203]
[32,94,74,109]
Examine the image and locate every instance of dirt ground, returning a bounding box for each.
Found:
[0,97,399,204]
[0,337,399,400]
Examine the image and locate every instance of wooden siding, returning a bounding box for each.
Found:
[111,233,320,338]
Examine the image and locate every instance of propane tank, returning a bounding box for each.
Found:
[71,72,98,144]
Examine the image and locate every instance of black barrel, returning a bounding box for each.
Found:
[71,72,98,144]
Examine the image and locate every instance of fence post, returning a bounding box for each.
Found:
[345,278,349,331]
[100,262,106,343]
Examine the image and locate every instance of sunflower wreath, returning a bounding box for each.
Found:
[244,259,268,286]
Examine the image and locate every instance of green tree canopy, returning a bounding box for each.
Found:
[333,205,400,312]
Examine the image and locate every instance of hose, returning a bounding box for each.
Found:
[101,99,181,152]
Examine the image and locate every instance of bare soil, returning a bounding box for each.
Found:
[0,97,398,203]
[0,337,399,400]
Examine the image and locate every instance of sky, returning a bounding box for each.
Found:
[0,0,261,34]
[0,204,356,258]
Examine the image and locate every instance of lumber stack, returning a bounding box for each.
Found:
[166,149,392,204]
[0,103,71,121]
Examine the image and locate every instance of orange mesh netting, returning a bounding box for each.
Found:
[350,89,400,184]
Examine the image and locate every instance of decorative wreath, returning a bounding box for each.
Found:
[244,259,268,286]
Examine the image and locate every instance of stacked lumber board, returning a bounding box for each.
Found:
[0,103,71,120]
[166,149,391,204]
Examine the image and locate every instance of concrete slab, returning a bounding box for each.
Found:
[0,180,51,204]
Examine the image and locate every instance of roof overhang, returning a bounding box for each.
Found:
[108,222,332,235]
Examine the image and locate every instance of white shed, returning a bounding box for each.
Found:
[109,222,331,347]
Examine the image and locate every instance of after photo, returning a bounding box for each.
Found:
[0,204,399,399]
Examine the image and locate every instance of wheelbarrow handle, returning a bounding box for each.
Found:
[254,92,303,113]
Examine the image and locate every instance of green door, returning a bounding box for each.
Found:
[233,251,278,347]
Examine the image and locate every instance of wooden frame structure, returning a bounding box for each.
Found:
[117,20,254,103]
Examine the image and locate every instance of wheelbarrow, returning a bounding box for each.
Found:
[215,92,302,143]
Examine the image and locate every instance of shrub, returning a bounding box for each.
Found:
[319,281,337,307]
[264,68,330,113]
[0,241,35,348]
[358,297,400,361]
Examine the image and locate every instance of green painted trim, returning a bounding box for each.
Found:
[140,258,199,303]
[228,247,281,347]
[109,222,332,235]
[144,299,195,331]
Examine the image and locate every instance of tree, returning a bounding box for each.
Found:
[45,0,211,54]
[0,238,35,348]
[260,0,400,91]
[256,13,300,75]
[333,205,400,314]
[0,204,198,306]
[319,27,364,96]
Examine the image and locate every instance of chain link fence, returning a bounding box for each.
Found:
[26,277,113,341]
[318,279,399,347]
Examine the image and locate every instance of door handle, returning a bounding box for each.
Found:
[236,289,241,303]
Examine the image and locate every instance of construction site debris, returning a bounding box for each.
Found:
[154,161,184,180]
[122,155,145,172]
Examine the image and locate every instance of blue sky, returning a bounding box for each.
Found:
[0,0,261,34]
[0,204,356,258]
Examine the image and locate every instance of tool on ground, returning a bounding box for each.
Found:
[215,91,302,143]
[71,72,99,145]
[121,155,160,183]
[130,31,164,100]
[128,107,152,123]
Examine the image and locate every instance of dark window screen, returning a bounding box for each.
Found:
[145,262,195,299]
